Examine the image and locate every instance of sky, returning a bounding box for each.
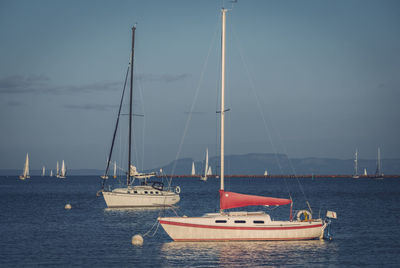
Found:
[0,0,399,171]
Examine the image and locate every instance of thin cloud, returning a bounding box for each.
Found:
[183,111,206,115]
[64,104,118,111]
[136,73,189,83]
[0,75,122,95]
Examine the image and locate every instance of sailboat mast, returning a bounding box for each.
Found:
[220,9,227,191]
[377,147,381,175]
[128,25,136,187]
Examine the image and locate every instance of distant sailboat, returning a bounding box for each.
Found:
[113,161,117,179]
[58,160,66,179]
[372,147,384,179]
[19,153,30,180]
[363,168,367,176]
[207,166,212,176]
[191,161,196,176]
[56,161,60,178]
[264,169,268,176]
[353,149,359,179]
[200,148,209,181]
[42,166,46,177]
[50,170,53,177]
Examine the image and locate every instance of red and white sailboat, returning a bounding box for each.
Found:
[158,8,336,241]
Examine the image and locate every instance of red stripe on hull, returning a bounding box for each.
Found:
[159,220,323,230]
[174,237,320,242]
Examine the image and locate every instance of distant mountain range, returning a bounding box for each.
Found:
[2,153,400,176]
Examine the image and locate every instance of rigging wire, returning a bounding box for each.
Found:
[168,20,220,182]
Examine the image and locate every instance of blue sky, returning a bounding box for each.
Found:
[0,0,399,171]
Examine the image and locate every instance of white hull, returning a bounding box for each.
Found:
[102,186,180,208]
[19,175,30,180]
[159,212,326,241]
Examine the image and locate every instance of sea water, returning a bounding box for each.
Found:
[0,176,399,267]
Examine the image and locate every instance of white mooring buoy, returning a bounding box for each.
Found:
[65,203,72,210]
[131,234,144,246]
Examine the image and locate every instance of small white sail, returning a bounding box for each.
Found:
[264,169,268,176]
[50,170,53,177]
[59,160,66,178]
[364,168,367,176]
[19,153,30,180]
[207,166,212,176]
[200,148,208,181]
[113,161,117,178]
[191,161,196,176]
[42,166,45,176]
[56,161,59,177]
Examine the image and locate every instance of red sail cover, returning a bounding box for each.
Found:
[219,190,292,210]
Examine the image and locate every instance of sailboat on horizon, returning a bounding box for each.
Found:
[191,161,196,176]
[200,148,209,181]
[372,147,384,179]
[353,149,359,179]
[57,160,66,179]
[158,8,336,241]
[99,25,180,208]
[19,153,30,180]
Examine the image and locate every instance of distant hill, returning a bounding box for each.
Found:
[2,153,400,176]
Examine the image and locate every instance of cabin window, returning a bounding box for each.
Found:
[134,191,138,194]
[253,220,264,224]
[150,191,154,194]
[144,191,148,194]
[155,192,159,194]
[215,220,227,223]
[234,220,246,223]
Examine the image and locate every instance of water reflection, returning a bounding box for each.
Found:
[104,206,175,212]
[161,240,338,267]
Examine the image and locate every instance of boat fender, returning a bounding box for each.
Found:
[175,186,181,194]
[296,210,312,222]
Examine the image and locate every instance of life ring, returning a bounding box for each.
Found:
[296,210,312,222]
[175,186,181,194]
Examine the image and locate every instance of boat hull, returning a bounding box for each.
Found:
[159,213,326,241]
[102,186,180,208]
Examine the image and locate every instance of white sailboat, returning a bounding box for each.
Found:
[19,153,30,180]
[207,166,212,176]
[353,149,359,179]
[264,169,268,176]
[42,166,46,177]
[200,148,209,181]
[56,161,59,178]
[191,161,196,176]
[372,147,384,179]
[100,26,180,208]
[58,160,66,179]
[363,168,367,176]
[50,170,53,177]
[158,8,336,241]
[113,161,117,179]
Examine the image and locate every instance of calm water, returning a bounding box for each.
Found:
[1,176,399,267]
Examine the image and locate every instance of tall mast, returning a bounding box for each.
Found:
[220,9,227,192]
[128,25,136,187]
